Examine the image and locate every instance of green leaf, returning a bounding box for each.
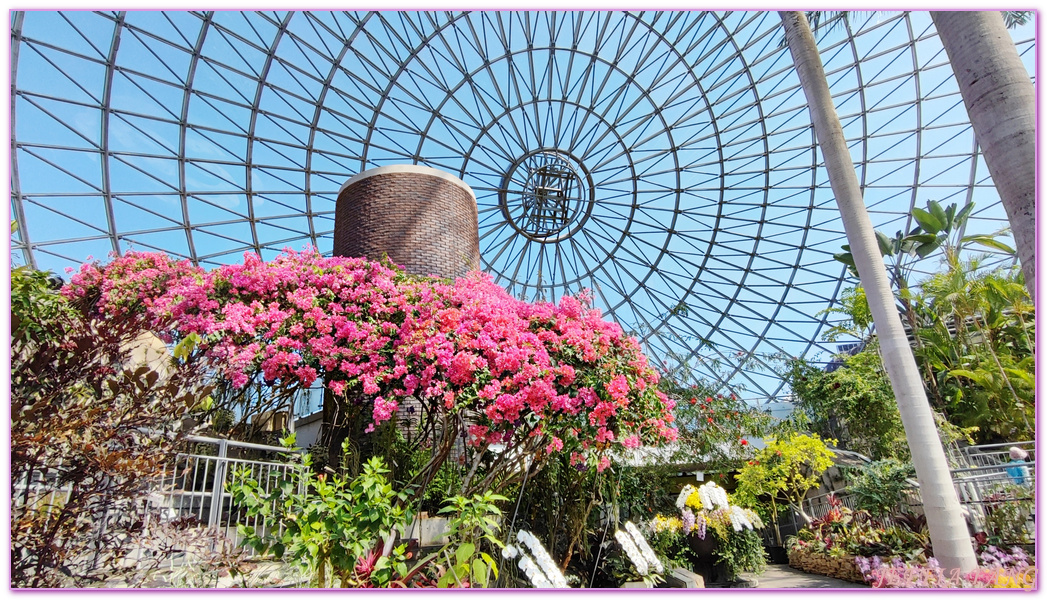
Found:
[915,241,942,259]
[437,570,456,588]
[911,207,943,234]
[471,559,488,587]
[954,202,975,227]
[833,252,856,267]
[1003,368,1034,386]
[480,552,499,578]
[903,233,938,245]
[962,235,1015,255]
[927,200,948,231]
[194,395,214,412]
[455,542,475,566]
[874,230,893,256]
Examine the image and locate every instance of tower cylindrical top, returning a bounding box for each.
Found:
[334,164,480,280]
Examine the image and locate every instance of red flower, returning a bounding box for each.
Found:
[739,438,748,445]
[707,417,714,423]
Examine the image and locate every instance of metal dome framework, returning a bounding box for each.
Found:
[9,10,1034,403]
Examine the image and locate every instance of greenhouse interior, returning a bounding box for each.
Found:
[9,9,1037,589]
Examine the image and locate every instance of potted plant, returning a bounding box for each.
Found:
[672,482,766,587]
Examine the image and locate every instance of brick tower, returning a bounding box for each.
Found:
[333,164,480,279]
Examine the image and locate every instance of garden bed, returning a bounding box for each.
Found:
[787,549,866,584]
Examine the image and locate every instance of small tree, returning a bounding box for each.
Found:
[734,433,836,532]
[11,266,214,587]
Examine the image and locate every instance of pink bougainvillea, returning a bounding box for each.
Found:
[66,248,678,472]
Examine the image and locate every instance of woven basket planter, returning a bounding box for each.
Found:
[787,549,867,584]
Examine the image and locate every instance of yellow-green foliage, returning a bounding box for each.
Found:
[734,433,835,520]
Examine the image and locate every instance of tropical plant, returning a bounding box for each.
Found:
[845,459,916,519]
[784,350,907,460]
[714,528,767,581]
[825,205,1032,445]
[788,495,928,563]
[780,10,977,572]
[642,514,694,572]
[663,383,782,472]
[11,265,214,587]
[434,491,507,588]
[833,200,1016,411]
[502,529,570,588]
[228,439,414,588]
[613,521,666,586]
[915,260,1034,442]
[671,482,766,582]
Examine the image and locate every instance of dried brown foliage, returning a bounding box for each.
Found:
[11,267,214,587]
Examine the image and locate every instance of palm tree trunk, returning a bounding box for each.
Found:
[779,11,977,575]
[931,11,1036,302]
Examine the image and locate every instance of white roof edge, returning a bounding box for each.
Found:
[338,164,476,202]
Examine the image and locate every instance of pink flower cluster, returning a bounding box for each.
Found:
[66,248,678,465]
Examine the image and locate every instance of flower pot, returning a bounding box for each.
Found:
[687,534,728,585]
[767,546,789,565]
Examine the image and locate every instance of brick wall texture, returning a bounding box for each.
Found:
[334,169,480,280]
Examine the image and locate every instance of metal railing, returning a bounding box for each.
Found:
[950,441,1035,469]
[771,441,1035,547]
[13,435,304,577]
[144,436,304,559]
[151,435,301,527]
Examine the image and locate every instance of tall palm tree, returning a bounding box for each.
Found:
[778,11,978,574]
[931,11,1035,302]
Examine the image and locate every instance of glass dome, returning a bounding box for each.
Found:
[9,10,1034,403]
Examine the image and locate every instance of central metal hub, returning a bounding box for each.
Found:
[500,150,595,242]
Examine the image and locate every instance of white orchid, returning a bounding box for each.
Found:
[614,528,649,575]
[512,529,569,588]
[625,521,664,574]
[675,484,696,509]
[729,505,753,531]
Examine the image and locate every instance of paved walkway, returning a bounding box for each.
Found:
[755,564,869,589]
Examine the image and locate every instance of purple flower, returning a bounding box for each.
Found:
[681,508,695,534]
[855,557,871,574]
[695,513,707,540]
